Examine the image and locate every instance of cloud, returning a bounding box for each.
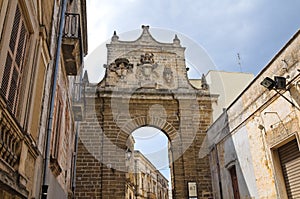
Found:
[85,0,300,78]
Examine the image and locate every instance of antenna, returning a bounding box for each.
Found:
[237,53,242,72]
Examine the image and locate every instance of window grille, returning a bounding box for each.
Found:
[1,5,28,114]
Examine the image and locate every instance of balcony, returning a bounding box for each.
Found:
[62,13,82,76]
[72,103,83,121]
[147,191,156,199]
[0,100,21,169]
[71,82,84,121]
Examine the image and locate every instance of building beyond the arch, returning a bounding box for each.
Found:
[125,150,169,199]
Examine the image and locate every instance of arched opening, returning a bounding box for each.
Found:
[126,126,171,199]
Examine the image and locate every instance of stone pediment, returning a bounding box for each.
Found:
[99,25,208,93]
[110,25,181,47]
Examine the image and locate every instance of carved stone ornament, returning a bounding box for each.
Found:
[163,66,174,85]
[107,58,133,79]
[201,74,209,90]
[140,52,154,64]
[136,52,159,82]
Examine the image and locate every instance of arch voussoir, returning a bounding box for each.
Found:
[148,116,166,130]
[134,116,147,127]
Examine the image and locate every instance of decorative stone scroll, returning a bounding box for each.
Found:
[163,66,173,85]
[107,58,133,79]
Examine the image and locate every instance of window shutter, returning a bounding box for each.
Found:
[1,5,28,114]
[7,67,19,109]
[1,54,13,96]
[9,6,21,52]
[278,139,300,198]
[15,23,27,67]
[52,100,63,158]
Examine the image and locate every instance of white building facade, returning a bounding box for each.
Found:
[190,70,254,122]
[207,30,300,199]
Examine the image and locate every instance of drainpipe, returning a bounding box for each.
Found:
[72,122,79,198]
[41,0,68,198]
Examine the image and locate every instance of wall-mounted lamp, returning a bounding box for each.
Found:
[260,76,286,90]
[260,76,300,111]
[126,148,132,160]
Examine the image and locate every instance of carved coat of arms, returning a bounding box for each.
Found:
[136,53,160,86]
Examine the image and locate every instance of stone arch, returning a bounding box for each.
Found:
[115,116,178,146]
[76,25,215,199]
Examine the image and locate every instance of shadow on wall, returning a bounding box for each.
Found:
[208,111,253,199]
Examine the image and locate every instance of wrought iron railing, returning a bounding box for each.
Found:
[63,13,80,39]
[0,108,20,168]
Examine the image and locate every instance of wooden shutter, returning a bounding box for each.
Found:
[1,5,28,114]
[52,100,63,158]
[278,139,300,198]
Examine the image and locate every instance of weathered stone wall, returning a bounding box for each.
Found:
[208,30,300,198]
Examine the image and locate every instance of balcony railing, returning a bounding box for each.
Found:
[0,100,21,169]
[62,13,82,76]
[147,191,156,199]
[63,13,80,39]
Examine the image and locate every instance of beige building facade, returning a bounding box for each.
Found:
[126,151,169,199]
[207,30,300,198]
[0,0,87,198]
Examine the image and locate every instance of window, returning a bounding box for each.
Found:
[52,100,63,158]
[1,4,28,114]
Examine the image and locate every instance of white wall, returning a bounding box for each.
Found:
[190,70,254,122]
[206,70,254,121]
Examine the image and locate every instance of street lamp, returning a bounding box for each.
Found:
[260,77,276,90]
[260,76,286,90]
[260,76,300,110]
[126,148,132,160]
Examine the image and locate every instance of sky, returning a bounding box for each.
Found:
[132,127,170,183]
[85,0,300,83]
[83,0,300,182]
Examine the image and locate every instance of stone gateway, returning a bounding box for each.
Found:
[75,25,215,199]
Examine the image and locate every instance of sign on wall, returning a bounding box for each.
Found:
[188,182,198,198]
